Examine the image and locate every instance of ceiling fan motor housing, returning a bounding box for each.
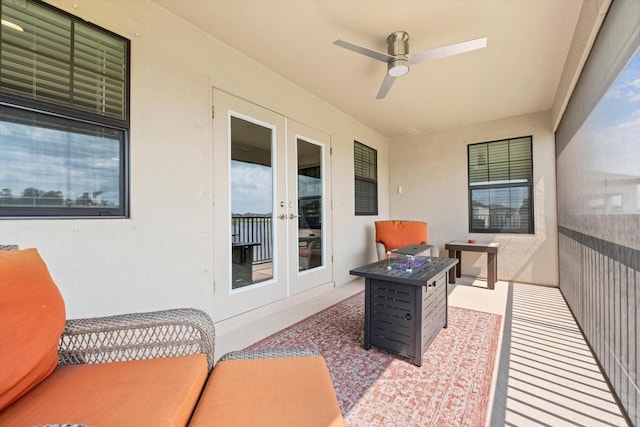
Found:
[387,31,409,76]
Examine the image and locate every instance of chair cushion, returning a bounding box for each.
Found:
[375,220,427,251]
[0,248,66,411]
[189,355,344,427]
[0,354,208,426]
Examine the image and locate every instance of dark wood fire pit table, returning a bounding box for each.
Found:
[350,256,458,367]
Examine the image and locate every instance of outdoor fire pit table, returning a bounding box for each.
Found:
[350,256,458,366]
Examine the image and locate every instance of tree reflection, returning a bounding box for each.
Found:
[0,187,115,207]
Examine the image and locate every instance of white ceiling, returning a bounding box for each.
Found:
[152,0,583,138]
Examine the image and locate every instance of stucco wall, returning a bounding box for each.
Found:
[0,0,388,318]
[389,111,559,286]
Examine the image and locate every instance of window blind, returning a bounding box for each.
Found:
[469,137,532,186]
[354,141,377,181]
[0,0,127,120]
[354,141,377,215]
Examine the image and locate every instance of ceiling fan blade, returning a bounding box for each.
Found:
[333,39,393,63]
[409,37,487,65]
[376,74,397,99]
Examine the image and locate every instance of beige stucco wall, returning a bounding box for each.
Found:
[389,111,559,286]
[0,0,388,318]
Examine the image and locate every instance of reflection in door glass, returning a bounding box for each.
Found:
[230,116,274,288]
[297,138,323,271]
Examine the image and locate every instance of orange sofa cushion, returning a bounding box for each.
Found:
[189,356,344,427]
[0,248,66,411]
[0,354,208,426]
[375,220,428,251]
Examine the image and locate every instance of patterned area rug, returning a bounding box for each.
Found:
[248,291,502,426]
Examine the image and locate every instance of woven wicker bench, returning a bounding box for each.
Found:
[0,246,343,426]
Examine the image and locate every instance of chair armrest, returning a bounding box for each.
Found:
[58,308,215,372]
[431,245,440,257]
[376,242,387,261]
[219,347,319,361]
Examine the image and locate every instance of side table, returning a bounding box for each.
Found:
[445,241,499,289]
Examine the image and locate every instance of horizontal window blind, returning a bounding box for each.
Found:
[354,141,377,181]
[0,0,128,120]
[355,180,377,214]
[354,141,378,215]
[469,137,532,186]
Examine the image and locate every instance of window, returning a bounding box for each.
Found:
[354,141,377,215]
[0,0,130,217]
[468,136,533,233]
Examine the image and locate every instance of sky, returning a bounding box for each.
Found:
[558,47,640,215]
[230,161,323,215]
[578,49,640,177]
[231,160,273,214]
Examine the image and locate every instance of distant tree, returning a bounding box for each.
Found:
[75,192,94,206]
[42,190,64,205]
[18,187,44,206]
[0,187,113,208]
[0,188,13,206]
[22,187,44,198]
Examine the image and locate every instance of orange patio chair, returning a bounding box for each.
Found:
[374,220,439,260]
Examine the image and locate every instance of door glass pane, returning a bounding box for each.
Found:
[230,116,273,288]
[297,138,323,271]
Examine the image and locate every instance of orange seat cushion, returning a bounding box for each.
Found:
[189,356,344,427]
[0,354,209,426]
[0,248,66,411]
[375,220,428,251]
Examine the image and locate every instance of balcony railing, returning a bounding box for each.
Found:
[231,216,273,263]
[472,207,529,233]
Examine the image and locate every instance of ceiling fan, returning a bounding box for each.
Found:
[333,31,487,99]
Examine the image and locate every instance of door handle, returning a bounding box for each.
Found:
[278,214,287,220]
[289,213,300,220]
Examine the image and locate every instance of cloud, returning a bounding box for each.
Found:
[607,73,640,100]
[1,121,121,201]
[615,115,640,129]
[604,85,626,99]
[231,161,273,214]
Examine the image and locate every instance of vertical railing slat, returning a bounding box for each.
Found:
[231,216,273,263]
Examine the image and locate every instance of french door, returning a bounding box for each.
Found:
[287,120,332,294]
[212,89,332,321]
